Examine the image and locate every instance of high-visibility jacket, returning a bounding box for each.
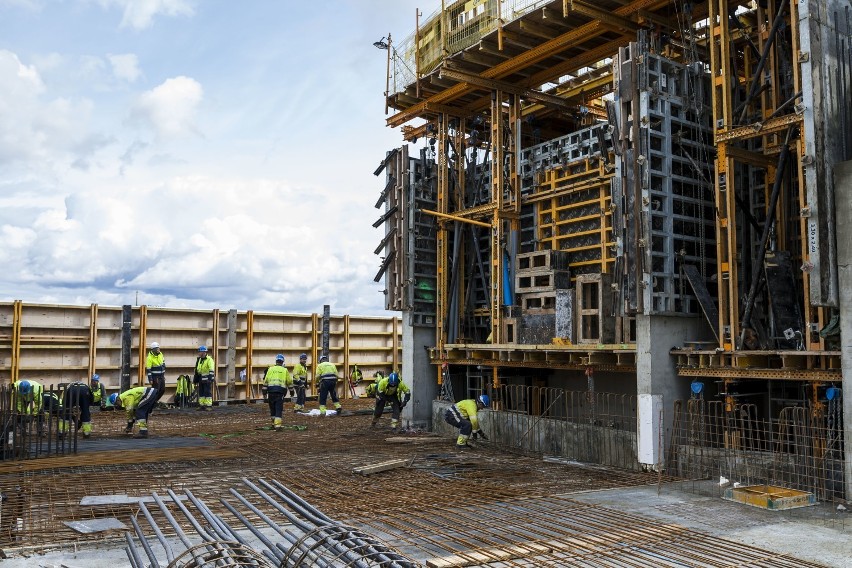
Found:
[119,387,154,420]
[13,380,44,415]
[365,383,378,398]
[350,366,363,383]
[315,361,339,386]
[176,375,192,396]
[291,362,308,386]
[264,364,292,390]
[196,355,215,381]
[449,399,481,431]
[377,377,411,402]
[91,381,105,404]
[146,351,166,379]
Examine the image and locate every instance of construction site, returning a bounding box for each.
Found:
[3,0,852,566]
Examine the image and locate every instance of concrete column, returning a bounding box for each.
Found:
[635,314,695,467]
[400,311,437,429]
[833,160,852,499]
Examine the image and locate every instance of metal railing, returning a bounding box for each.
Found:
[668,398,847,502]
[488,384,638,470]
[0,383,83,461]
[390,0,551,96]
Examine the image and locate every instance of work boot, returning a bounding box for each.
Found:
[134,430,148,439]
[370,421,378,429]
[455,443,472,450]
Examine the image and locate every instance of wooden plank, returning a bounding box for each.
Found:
[383,436,448,444]
[352,459,409,475]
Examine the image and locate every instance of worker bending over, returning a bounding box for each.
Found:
[315,354,342,416]
[371,372,410,431]
[60,381,95,438]
[109,386,158,438]
[194,345,215,411]
[291,353,309,412]
[264,354,293,429]
[444,394,490,449]
[90,374,105,408]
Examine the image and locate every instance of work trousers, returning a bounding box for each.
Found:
[267,388,286,419]
[198,379,213,399]
[374,395,401,421]
[293,380,306,407]
[149,374,166,403]
[318,378,339,407]
[444,408,472,436]
[62,384,92,428]
[135,389,159,423]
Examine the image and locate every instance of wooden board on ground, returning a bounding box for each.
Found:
[383,436,447,444]
[352,458,409,475]
[427,542,552,567]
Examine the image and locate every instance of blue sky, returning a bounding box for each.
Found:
[0,0,424,315]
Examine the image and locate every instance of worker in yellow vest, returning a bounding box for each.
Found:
[109,386,158,438]
[290,353,309,412]
[264,354,293,429]
[194,346,215,411]
[315,354,342,416]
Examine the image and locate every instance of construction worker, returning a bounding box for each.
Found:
[109,386,157,438]
[291,353,309,412]
[145,342,166,404]
[90,374,105,408]
[444,394,490,449]
[264,354,293,429]
[315,354,342,416]
[194,345,215,410]
[349,364,363,398]
[365,371,385,398]
[60,381,95,438]
[371,371,410,431]
[12,380,44,415]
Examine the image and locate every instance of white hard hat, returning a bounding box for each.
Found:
[151,342,160,349]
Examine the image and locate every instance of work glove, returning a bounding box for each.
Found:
[288,388,296,397]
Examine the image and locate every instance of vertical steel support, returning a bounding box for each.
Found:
[343,314,350,400]
[490,91,504,343]
[709,0,738,349]
[138,306,148,385]
[246,310,254,389]
[11,300,21,383]
[436,114,450,351]
[120,304,132,392]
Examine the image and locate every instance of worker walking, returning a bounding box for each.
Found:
[90,374,105,408]
[371,371,411,432]
[109,386,158,438]
[444,394,490,449]
[145,342,166,404]
[264,354,293,429]
[194,345,215,411]
[315,354,342,416]
[60,381,95,438]
[291,353,309,412]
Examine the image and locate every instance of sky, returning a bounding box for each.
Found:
[0,0,426,316]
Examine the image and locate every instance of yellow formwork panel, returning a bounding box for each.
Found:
[724,485,816,511]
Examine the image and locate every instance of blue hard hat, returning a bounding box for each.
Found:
[477,394,490,407]
[690,381,704,395]
[275,354,285,363]
[92,374,100,382]
[388,372,400,387]
[826,387,840,401]
[299,353,307,360]
[319,354,329,363]
[108,393,119,406]
[198,345,208,352]
[17,380,32,396]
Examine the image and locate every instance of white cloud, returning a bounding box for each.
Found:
[133,76,203,139]
[108,53,141,82]
[93,0,194,30]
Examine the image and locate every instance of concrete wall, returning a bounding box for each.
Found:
[636,314,698,466]
[834,160,852,499]
[401,311,438,429]
[433,401,638,469]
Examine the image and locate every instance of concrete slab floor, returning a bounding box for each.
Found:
[570,481,852,568]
